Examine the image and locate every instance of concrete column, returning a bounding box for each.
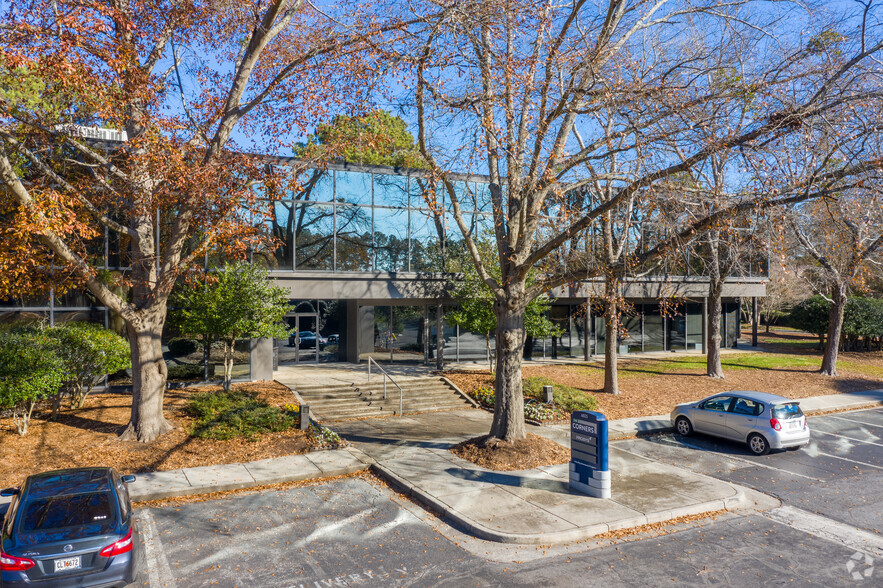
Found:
[436,303,444,370]
[733,297,741,348]
[344,300,359,363]
[250,337,274,381]
[360,305,375,359]
[752,296,759,347]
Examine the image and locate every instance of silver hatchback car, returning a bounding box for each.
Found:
[670,391,811,455]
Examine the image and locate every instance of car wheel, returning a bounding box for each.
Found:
[748,433,770,455]
[675,416,693,436]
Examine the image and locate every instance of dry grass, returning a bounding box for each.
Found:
[447,329,883,421]
[0,381,314,489]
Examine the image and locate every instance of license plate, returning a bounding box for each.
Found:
[54,556,81,572]
[787,421,800,430]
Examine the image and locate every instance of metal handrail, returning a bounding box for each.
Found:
[367,356,403,416]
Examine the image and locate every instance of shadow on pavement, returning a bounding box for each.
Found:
[444,467,571,493]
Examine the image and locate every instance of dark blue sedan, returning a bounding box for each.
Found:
[1,468,142,587]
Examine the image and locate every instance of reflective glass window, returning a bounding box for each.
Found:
[410,209,445,272]
[294,169,333,203]
[410,177,440,210]
[446,181,470,211]
[643,305,665,352]
[335,205,373,271]
[55,289,101,308]
[294,204,334,270]
[254,201,294,270]
[667,305,687,350]
[473,181,493,213]
[335,170,372,206]
[374,207,409,272]
[686,303,703,351]
[373,174,409,208]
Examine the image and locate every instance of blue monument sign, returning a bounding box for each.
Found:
[569,410,611,498]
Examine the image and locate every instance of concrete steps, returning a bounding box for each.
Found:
[290,376,475,421]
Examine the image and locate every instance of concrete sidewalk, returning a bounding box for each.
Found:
[127,447,371,502]
[332,410,775,544]
[601,389,883,440]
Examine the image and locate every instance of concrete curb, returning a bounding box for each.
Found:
[802,401,883,416]
[370,458,764,545]
[129,448,370,502]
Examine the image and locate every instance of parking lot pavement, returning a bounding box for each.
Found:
[134,477,876,587]
[132,477,482,588]
[615,408,883,538]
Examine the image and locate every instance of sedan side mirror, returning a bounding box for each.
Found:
[0,487,19,497]
[121,475,136,484]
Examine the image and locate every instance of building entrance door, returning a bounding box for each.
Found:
[289,313,320,364]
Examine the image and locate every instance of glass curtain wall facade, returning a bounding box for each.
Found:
[0,161,758,377]
[254,166,496,273]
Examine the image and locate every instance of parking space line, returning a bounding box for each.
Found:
[762,505,883,558]
[138,510,177,588]
[825,413,883,429]
[814,449,883,471]
[811,429,883,448]
[676,439,824,481]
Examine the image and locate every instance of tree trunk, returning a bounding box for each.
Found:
[223,340,234,392]
[13,399,37,436]
[706,280,725,378]
[490,299,526,442]
[603,277,620,395]
[485,332,493,373]
[119,312,172,441]
[821,284,847,376]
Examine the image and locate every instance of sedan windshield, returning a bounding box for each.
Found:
[20,492,116,533]
[772,403,804,420]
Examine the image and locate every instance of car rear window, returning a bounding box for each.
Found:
[20,492,116,533]
[772,403,804,420]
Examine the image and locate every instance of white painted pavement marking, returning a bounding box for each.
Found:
[762,505,883,558]
[179,506,384,575]
[676,438,824,481]
[815,450,883,471]
[138,509,178,588]
[826,413,883,430]
[812,429,883,448]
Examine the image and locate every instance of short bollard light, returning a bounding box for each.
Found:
[299,404,311,430]
[569,410,611,499]
[542,385,554,404]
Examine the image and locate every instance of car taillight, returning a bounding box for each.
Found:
[770,418,782,431]
[802,416,807,428]
[100,528,133,558]
[0,551,35,571]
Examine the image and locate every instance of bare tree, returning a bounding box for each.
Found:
[396,0,883,441]
[789,187,883,375]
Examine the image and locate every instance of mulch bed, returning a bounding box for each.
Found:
[0,381,314,489]
[447,331,883,422]
[450,433,570,471]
